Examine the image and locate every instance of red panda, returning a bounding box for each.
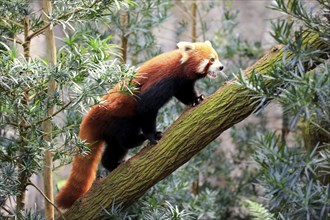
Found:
[55,41,224,209]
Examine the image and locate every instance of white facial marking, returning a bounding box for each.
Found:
[207,59,225,79]
[197,59,209,73]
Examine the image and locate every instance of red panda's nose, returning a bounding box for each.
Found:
[219,66,224,71]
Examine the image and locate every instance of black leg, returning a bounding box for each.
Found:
[101,139,128,172]
[175,81,200,106]
[140,112,160,144]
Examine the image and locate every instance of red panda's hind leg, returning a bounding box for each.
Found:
[120,134,147,149]
[101,141,128,172]
[101,134,146,172]
[139,112,161,145]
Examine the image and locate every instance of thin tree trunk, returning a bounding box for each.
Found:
[281,0,294,143]
[60,31,329,220]
[22,16,30,60]
[120,10,128,64]
[191,1,197,43]
[16,16,31,214]
[42,0,57,219]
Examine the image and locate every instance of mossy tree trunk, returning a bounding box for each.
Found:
[60,32,328,220]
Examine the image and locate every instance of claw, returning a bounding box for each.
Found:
[192,94,205,106]
[144,131,163,145]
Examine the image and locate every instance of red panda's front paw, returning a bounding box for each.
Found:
[144,132,160,145]
[192,95,205,107]
[146,132,163,145]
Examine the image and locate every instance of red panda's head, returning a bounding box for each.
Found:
[177,41,224,79]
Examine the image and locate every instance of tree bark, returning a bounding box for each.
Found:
[191,1,197,43]
[16,16,31,215]
[60,31,329,220]
[42,0,57,219]
[120,10,128,64]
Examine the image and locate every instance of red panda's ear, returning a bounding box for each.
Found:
[177,41,195,52]
[204,40,212,47]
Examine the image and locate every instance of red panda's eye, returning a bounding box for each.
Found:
[210,58,215,63]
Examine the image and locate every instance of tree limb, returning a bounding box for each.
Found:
[0,16,24,28]
[60,31,329,219]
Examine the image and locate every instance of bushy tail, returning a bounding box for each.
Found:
[55,141,104,209]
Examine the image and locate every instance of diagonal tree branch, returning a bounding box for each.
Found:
[60,31,329,219]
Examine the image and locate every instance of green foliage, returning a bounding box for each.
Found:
[0,34,137,216]
[102,200,195,220]
[232,0,330,219]
[17,208,45,220]
[123,143,220,220]
[0,0,35,38]
[0,0,134,42]
[0,0,136,218]
[141,201,194,220]
[270,0,330,38]
[245,200,275,220]
[234,0,330,128]
[253,133,329,219]
[106,0,170,64]
[214,9,263,73]
[118,130,260,220]
[1,0,328,219]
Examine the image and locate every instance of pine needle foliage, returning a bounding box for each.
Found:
[234,0,330,219]
[253,133,329,219]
